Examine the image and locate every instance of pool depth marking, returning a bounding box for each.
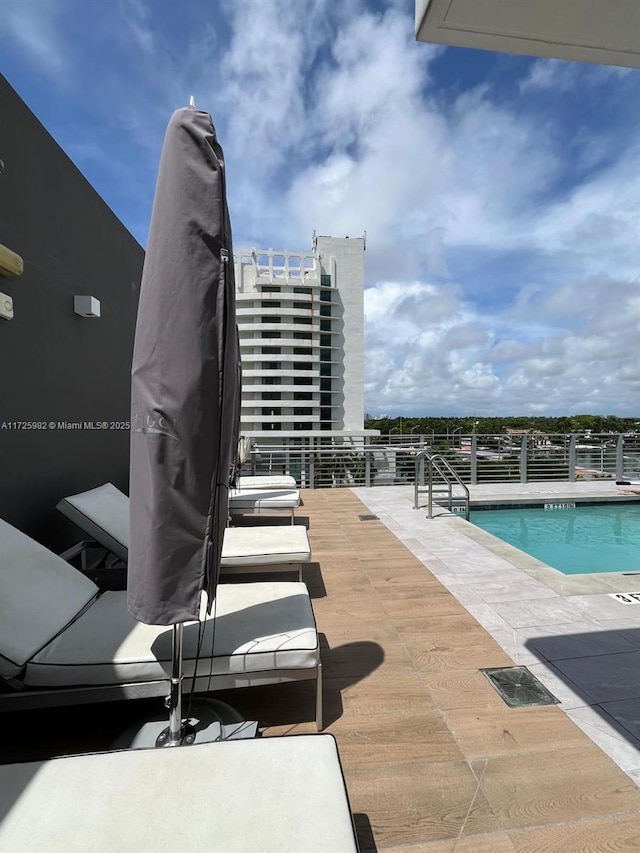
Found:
[609,592,640,604]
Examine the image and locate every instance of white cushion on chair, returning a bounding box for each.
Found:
[221,526,310,567]
[56,483,129,562]
[0,735,358,853]
[25,582,319,687]
[0,519,98,679]
[237,475,297,490]
[229,489,301,511]
[56,484,306,565]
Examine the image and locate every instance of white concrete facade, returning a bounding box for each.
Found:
[234,234,365,437]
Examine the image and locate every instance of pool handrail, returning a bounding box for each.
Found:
[413,450,470,520]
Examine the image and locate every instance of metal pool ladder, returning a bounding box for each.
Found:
[413,451,470,520]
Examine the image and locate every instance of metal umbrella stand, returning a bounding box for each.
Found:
[156,623,193,747]
[126,101,247,747]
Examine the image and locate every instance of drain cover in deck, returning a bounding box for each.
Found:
[481,666,559,708]
[358,514,379,521]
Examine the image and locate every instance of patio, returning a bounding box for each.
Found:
[2,485,640,850]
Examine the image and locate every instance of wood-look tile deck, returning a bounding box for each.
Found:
[2,487,639,850]
[224,489,640,851]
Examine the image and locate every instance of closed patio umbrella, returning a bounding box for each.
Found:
[128,102,238,744]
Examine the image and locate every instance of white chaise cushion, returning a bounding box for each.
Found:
[0,736,358,853]
[221,525,310,567]
[229,489,301,510]
[25,582,318,687]
[56,483,129,561]
[0,519,98,679]
[237,475,297,490]
[56,484,305,567]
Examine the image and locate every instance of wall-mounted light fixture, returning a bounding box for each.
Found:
[74,295,101,317]
[0,292,14,320]
[0,243,23,277]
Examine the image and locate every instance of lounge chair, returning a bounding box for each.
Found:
[235,474,297,490]
[0,735,359,852]
[222,526,309,580]
[57,483,310,579]
[0,518,322,729]
[228,488,301,524]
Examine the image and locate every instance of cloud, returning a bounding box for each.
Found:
[284,34,569,285]
[119,0,156,56]
[527,147,640,282]
[152,4,640,416]
[1,0,69,79]
[364,268,639,416]
[519,57,632,93]
[3,0,638,416]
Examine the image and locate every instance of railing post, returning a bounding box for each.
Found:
[616,433,624,480]
[568,434,577,482]
[519,437,528,483]
[470,434,478,485]
[300,438,307,489]
[365,442,371,487]
[309,437,315,489]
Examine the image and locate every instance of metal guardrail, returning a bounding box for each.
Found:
[244,433,640,490]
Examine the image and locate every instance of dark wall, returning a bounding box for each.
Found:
[0,75,144,550]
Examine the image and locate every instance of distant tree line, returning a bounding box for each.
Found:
[364,414,639,436]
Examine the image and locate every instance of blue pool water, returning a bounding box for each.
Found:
[469,502,640,575]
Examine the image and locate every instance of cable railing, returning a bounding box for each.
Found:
[243,433,640,490]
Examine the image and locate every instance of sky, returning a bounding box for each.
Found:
[2,0,639,418]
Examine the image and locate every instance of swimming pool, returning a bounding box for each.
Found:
[469,502,640,575]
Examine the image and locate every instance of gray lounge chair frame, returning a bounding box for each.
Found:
[228,489,302,524]
[0,518,322,729]
[57,483,310,580]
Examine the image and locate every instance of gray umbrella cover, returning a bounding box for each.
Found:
[128,106,238,626]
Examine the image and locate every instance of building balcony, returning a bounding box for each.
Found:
[237,291,336,306]
[240,353,322,364]
[243,385,320,396]
[241,414,325,423]
[239,336,322,349]
[236,307,322,319]
[239,323,331,336]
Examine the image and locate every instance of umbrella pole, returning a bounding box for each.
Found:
[156,623,195,747]
[168,623,184,744]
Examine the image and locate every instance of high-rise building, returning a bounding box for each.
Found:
[235,234,365,437]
